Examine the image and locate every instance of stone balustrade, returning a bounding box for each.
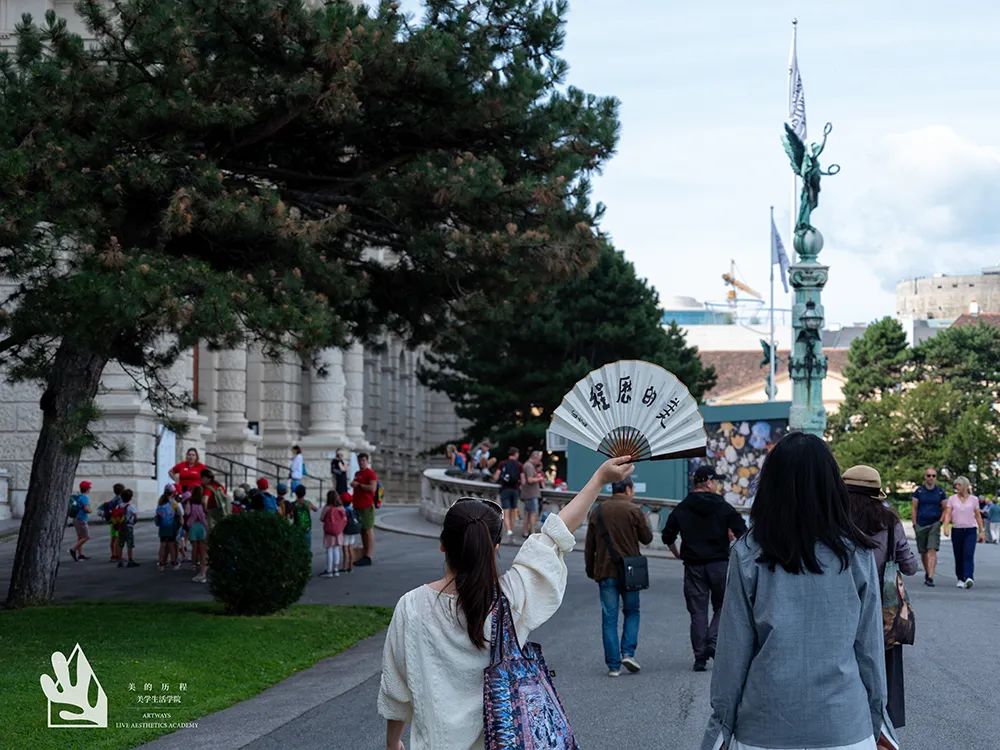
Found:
[421,468,716,553]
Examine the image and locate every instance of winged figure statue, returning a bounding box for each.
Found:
[783,121,840,232]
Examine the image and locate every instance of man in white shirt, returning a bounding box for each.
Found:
[289,444,305,491]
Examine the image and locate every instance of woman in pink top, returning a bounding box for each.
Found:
[942,476,985,588]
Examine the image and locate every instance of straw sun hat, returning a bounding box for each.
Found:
[841,465,887,499]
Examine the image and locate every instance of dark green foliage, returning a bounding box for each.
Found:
[840,317,910,404]
[420,242,716,449]
[0,0,617,401]
[912,322,1000,399]
[832,371,1000,498]
[828,316,911,439]
[208,513,311,615]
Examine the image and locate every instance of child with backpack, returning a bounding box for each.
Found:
[291,484,319,552]
[276,482,294,520]
[187,487,209,583]
[155,484,182,571]
[117,489,140,568]
[176,490,191,563]
[99,483,125,562]
[320,491,348,578]
[68,480,93,561]
[341,494,361,573]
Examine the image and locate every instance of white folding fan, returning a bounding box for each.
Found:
[548,360,706,461]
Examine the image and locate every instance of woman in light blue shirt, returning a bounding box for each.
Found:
[701,432,898,750]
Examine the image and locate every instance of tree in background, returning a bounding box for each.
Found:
[0,0,619,606]
[831,320,1000,500]
[420,243,716,450]
[913,322,1000,400]
[840,317,911,403]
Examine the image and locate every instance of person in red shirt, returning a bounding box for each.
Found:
[169,448,207,493]
[351,453,378,566]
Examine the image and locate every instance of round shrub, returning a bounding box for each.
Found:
[207,512,311,615]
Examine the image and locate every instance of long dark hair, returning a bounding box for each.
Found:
[847,488,898,536]
[440,498,503,649]
[750,432,875,574]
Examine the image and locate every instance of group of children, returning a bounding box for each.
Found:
[225,478,364,577]
[67,481,139,567]
[70,471,365,583]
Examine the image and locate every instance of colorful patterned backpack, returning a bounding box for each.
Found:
[483,593,578,750]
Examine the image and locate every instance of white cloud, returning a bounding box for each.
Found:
[827,125,1000,294]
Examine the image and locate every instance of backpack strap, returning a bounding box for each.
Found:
[879,521,896,593]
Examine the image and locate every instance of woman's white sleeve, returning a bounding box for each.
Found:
[501,513,576,633]
[377,599,413,722]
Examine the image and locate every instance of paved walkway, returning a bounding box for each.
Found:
[2,509,997,749]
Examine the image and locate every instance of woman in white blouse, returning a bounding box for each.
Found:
[378,456,634,750]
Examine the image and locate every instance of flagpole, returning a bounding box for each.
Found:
[789,18,799,263]
[769,206,777,401]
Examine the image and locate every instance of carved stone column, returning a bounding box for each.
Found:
[344,342,373,451]
[207,344,261,468]
[299,348,349,479]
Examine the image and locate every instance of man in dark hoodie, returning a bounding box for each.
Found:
[662,465,748,671]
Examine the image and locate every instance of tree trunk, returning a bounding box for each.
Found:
[5,343,107,608]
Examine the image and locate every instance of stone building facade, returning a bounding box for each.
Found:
[0,337,465,519]
[896,268,1000,321]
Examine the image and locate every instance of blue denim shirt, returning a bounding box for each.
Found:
[701,534,896,750]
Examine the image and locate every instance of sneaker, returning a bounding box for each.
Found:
[127,561,140,568]
[78,554,90,560]
[965,578,974,589]
[355,556,372,567]
[621,656,641,673]
[117,561,124,568]
[693,660,708,672]
[506,530,514,539]
[192,574,207,583]
[171,561,180,569]
[157,564,164,572]
[333,571,340,577]
[924,577,935,587]
[608,669,621,678]
[957,580,967,588]
[319,571,334,578]
[69,549,78,561]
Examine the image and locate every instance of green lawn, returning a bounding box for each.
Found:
[0,601,391,750]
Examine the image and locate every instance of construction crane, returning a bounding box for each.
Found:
[722,259,762,304]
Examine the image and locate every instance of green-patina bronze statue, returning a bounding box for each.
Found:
[782,121,840,233]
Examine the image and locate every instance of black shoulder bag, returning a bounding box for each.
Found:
[595,505,649,591]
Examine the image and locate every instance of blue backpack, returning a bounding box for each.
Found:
[155,501,178,530]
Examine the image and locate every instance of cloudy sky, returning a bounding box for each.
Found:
[556,1,1000,324]
[405,1,1000,324]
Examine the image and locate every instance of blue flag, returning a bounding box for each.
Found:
[771,215,790,293]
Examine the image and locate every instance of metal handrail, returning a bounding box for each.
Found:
[204,451,325,499]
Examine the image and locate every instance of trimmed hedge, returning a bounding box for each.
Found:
[207,512,311,615]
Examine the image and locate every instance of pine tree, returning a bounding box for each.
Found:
[0,0,619,606]
[420,243,716,449]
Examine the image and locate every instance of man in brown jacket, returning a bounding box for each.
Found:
[585,476,653,677]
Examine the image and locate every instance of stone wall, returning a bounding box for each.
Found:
[896,271,1000,320]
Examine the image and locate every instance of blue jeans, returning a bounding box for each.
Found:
[952,527,977,581]
[598,577,640,670]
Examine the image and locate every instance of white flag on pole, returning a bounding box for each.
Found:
[788,22,806,140]
[771,214,790,293]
